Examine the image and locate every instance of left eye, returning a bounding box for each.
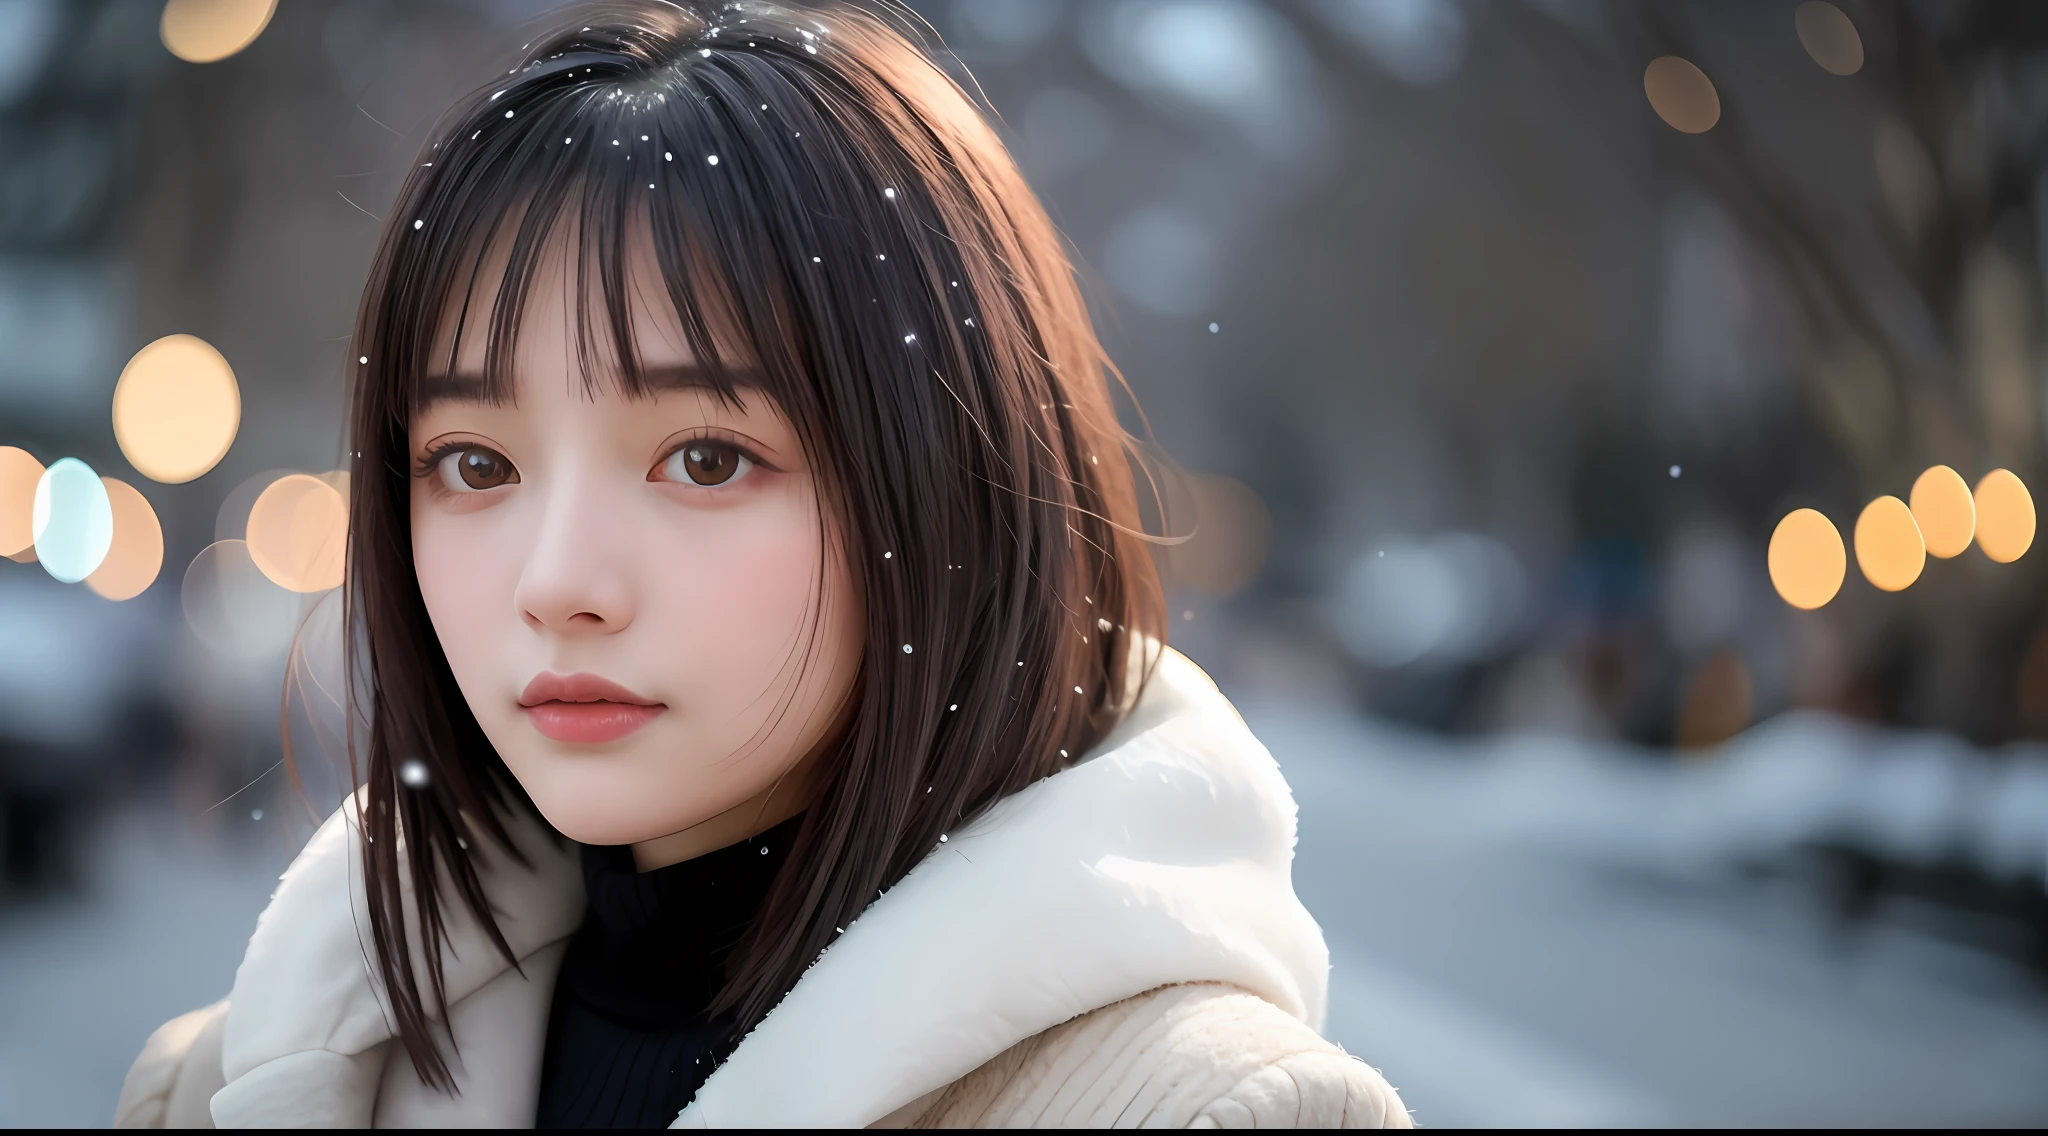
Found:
[658,440,753,487]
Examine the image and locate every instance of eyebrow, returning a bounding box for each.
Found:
[415,363,758,410]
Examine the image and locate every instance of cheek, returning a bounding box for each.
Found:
[411,487,525,680]
[643,490,850,696]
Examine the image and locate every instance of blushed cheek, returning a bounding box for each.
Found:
[645,499,856,723]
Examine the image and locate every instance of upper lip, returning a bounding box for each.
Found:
[518,672,664,707]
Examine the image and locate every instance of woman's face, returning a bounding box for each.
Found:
[409,249,863,859]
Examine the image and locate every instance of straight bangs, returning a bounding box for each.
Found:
[345,0,1167,1089]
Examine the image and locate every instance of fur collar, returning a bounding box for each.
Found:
[208,648,1328,1128]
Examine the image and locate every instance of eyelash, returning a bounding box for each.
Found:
[411,433,776,491]
[413,441,474,481]
[650,430,776,482]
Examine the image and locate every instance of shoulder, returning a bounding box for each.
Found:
[875,983,1411,1129]
[114,999,229,1128]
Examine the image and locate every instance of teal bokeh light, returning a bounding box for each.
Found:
[32,457,113,584]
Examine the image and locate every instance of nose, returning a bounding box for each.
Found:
[512,467,637,636]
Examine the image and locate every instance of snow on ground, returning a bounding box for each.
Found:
[1254,702,2048,1126]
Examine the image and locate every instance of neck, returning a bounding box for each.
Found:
[630,760,813,872]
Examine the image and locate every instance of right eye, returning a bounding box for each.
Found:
[436,446,518,493]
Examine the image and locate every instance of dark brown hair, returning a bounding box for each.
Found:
[342,0,1164,1088]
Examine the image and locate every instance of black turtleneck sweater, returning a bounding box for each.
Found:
[535,814,802,1129]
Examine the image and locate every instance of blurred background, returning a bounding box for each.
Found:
[4,0,2048,1125]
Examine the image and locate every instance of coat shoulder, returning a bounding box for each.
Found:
[115,1000,229,1128]
[875,983,1410,1129]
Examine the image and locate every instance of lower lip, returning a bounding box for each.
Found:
[524,701,665,744]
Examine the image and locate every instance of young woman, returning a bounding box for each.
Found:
[114,2,1408,1128]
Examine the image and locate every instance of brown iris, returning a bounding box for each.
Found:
[677,441,742,486]
[455,447,515,490]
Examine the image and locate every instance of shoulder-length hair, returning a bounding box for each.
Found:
[341,0,1165,1088]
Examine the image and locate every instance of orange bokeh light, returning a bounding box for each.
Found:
[112,334,241,484]
[1974,469,2035,563]
[1769,509,1845,610]
[86,477,165,601]
[246,474,348,593]
[1908,465,1975,559]
[0,445,41,557]
[1644,57,1720,134]
[1854,495,1925,592]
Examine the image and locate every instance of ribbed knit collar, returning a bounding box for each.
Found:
[557,813,804,1031]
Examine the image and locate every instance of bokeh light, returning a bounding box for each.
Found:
[246,474,348,593]
[86,477,165,601]
[216,467,301,542]
[1768,508,1845,610]
[1795,2,1864,76]
[0,445,42,557]
[1908,465,1975,559]
[1644,56,1720,135]
[1854,495,1925,592]
[1164,474,1273,595]
[182,538,304,657]
[1974,469,2035,563]
[1675,648,1754,749]
[316,468,351,503]
[112,333,241,484]
[32,458,114,584]
[160,0,277,64]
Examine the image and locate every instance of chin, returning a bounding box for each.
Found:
[510,760,686,847]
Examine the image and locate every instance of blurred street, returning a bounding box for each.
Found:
[1267,703,2048,1127]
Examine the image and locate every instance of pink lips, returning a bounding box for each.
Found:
[519,672,666,744]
